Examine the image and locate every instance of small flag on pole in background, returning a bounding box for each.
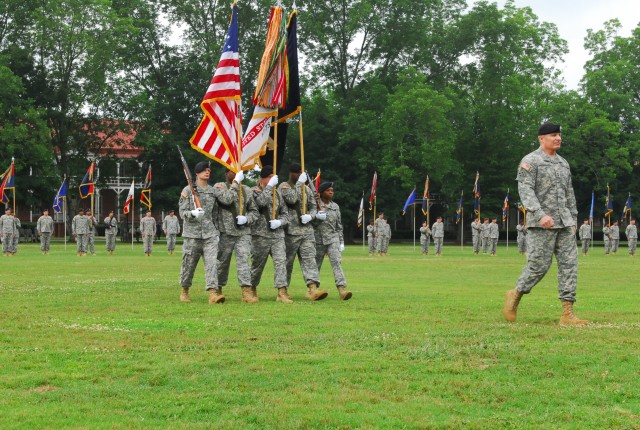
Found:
[123,181,135,214]
[605,184,613,217]
[622,194,632,221]
[402,189,416,215]
[53,178,67,213]
[502,192,509,221]
[369,171,378,210]
[421,176,429,215]
[473,171,480,216]
[0,161,15,205]
[357,195,364,227]
[140,165,152,209]
[79,160,95,199]
[456,191,463,224]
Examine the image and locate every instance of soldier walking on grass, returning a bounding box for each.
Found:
[489,217,499,256]
[603,223,612,255]
[432,216,444,256]
[162,210,181,255]
[214,169,259,303]
[611,221,620,254]
[86,210,97,255]
[104,211,118,254]
[36,209,54,255]
[504,122,587,325]
[1,207,17,256]
[625,219,637,256]
[481,218,490,254]
[578,220,591,256]
[375,212,388,256]
[72,208,89,256]
[140,210,156,256]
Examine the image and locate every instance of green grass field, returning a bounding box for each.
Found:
[1,241,639,429]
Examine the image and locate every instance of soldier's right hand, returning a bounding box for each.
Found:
[539,215,554,229]
[300,214,312,224]
[234,170,244,183]
[236,215,248,225]
[191,208,205,219]
[267,175,279,188]
[316,211,327,221]
[269,219,282,229]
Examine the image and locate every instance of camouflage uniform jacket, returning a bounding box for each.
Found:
[626,224,637,239]
[213,181,258,237]
[104,216,118,235]
[419,226,431,239]
[471,221,482,237]
[179,184,226,239]
[313,200,343,245]
[37,215,54,233]
[140,217,156,236]
[279,180,317,236]
[578,224,591,240]
[72,215,90,235]
[517,147,577,229]
[162,215,181,235]
[385,223,391,238]
[431,222,444,238]
[367,225,375,238]
[374,218,388,237]
[481,223,490,238]
[611,225,620,239]
[0,214,16,234]
[603,226,611,240]
[488,222,499,239]
[251,184,289,239]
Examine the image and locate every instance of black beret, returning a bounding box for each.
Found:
[289,163,302,173]
[194,161,211,174]
[538,122,561,136]
[169,209,175,213]
[260,165,274,178]
[5,207,11,212]
[318,182,333,193]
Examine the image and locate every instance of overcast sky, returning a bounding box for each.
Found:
[472,0,640,89]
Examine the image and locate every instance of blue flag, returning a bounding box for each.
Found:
[622,194,632,221]
[456,192,463,224]
[589,192,594,220]
[402,189,416,215]
[605,185,613,217]
[53,179,67,213]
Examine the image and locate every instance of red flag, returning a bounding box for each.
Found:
[369,171,378,210]
[313,169,321,192]
[140,165,152,209]
[123,181,135,214]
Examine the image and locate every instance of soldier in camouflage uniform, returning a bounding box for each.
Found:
[179,161,227,304]
[610,221,620,254]
[625,219,637,256]
[279,163,328,301]
[36,209,54,255]
[140,210,156,256]
[214,169,259,303]
[11,214,21,254]
[86,210,97,255]
[72,208,89,256]
[250,166,292,303]
[578,220,591,256]
[1,207,17,256]
[313,182,352,300]
[419,221,431,255]
[488,217,499,255]
[162,210,181,255]
[374,213,388,256]
[471,217,482,254]
[432,216,444,256]
[603,224,611,254]
[516,221,527,255]
[104,211,118,254]
[481,218,490,254]
[504,122,587,325]
[367,220,376,255]
[383,222,392,254]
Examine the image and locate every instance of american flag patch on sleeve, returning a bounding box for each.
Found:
[520,162,531,172]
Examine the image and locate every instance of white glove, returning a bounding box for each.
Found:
[236,215,248,225]
[191,208,205,218]
[233,170,244,183]
[269,219,282,229]
[297,172,308,184]
[339,243,345,252]
[267,175,279,188]
[316,211,327,221]
[300,214,312,224]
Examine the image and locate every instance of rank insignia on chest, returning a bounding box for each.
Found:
[520,162,531,172]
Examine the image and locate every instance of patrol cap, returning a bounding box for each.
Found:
[194,161,211,174]
[78,208,85,213]
[318,182,333,193]
[260,165,274,178]
[538,122,561,136]
[289,163,302,173]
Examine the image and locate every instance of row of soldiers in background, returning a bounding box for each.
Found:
[366,213,392,256]
[578,219,637,256]
[471,217,502,256]
[418,218,445,256]
[178,161,352,305]
[0,207,21,256]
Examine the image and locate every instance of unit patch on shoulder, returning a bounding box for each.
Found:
[520,162,532,172]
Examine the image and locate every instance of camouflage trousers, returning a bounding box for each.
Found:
[581,239,591,254]
[316,241,346,287]
[143,234,154,254]
[105,233,116,252]
[517,237,526,253]
[612,239,619,253]
[88,233,95,254]
[368,237,376,254]
[39,232,51,251]
[76,234,87,253]
[383,237,390,253]
[434,237,443,254]
[472,235,481,253]
[421,238,430,254]
[217,233,252,287]
[481,237,489,253]
[167,233,177,251]
[629,239,637,255]
[376,236,388,253]
[490,238,498,255]
[181,236,220,291]
[515,227,578,302]
[604,238,611,254]
[11,234,18,253]
[285,232,320,287]
[1,234,15,253]
[251,235,287,289]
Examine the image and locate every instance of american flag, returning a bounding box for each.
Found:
[369,171,378,210]
[190,4,242,171]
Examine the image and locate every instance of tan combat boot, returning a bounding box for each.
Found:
[559,301,588,326]
[337,286,352,301]
[276,287,293,303]
[503,289,523,322]
[180,288,191,303]
[208,288,226,304]
[306,283,328,301]
[241,286,259,304]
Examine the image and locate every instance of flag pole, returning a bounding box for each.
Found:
[506,188,509,249]
[413,201,416,251]
[236,117,244,216]
[299,110,307,214]
[131,185,134,250]
[461,191,464,249]
[63,185,67,251]
[362,191,365,250]
[11,158,16,214]
[272,121,278,219]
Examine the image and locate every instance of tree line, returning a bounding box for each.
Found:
[1,0,638,239]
